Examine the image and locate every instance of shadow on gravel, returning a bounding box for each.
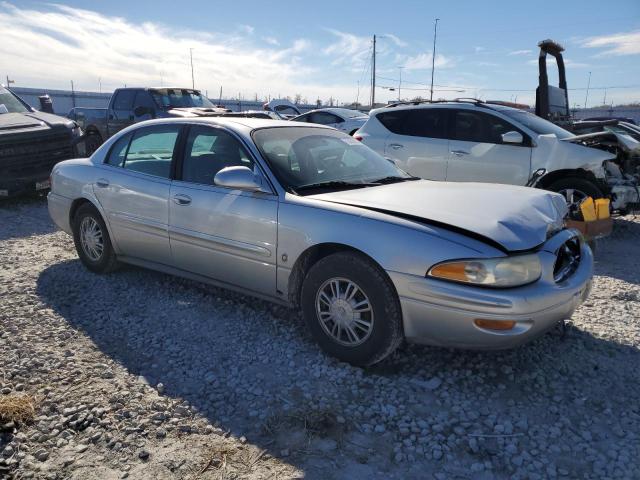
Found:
[592,217,640,286]
[35,258,640,479]
[0,194,57,241]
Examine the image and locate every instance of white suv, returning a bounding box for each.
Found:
[356,101,634,208]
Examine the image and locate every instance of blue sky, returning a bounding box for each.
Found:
[2,0,640,106]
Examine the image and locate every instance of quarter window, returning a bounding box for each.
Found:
[181,127,254,186]
[106,133,132,167]
[122,125,180,178]
[452,110,517,144]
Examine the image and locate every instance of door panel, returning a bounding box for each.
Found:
[109,89,136,135]
[446,109,531,185]
[94,167,171,262]
[169,183,278,295]
[446,140,532,185]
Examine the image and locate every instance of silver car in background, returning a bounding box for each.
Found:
[48,118,593,366]
[292,108,369,136]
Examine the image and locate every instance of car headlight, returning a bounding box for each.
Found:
[428,254,542,288]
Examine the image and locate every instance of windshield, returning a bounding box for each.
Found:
[252,127,412,193]
[500,109,574,139]
[150,88,214,109]
[0,87,29,113]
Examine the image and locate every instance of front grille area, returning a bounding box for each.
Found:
[0,129,74,179]
[553,237,581,283]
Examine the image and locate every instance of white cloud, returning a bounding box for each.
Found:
[0,2,351,100]
[322,29,372,70]
[508,49,532,56]
[383,34,407,48]
[401,53,454,71]
[582,30,640,56]
[474,46,485,53]
[263,36,279,46]
[238,24,254,35]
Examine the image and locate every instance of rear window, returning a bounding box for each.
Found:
[377,108,448,138]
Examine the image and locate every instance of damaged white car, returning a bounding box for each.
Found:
[356,100,640,211]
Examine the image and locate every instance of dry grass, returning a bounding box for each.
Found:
[0,394,37,425]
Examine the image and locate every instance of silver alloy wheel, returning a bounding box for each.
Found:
[557,188,589,209]
[315,277,374,347]
[79,216,104,262]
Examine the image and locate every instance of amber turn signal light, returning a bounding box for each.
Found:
[473,319,516,331]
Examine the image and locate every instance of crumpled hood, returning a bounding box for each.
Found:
[563,131,640,155]
[166,107,231,117]
[310,180,568,252]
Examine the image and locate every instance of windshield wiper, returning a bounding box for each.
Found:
[296,180,379,192]
[368,175,421,184]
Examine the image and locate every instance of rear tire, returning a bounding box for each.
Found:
[300,252,403,366]
[546,177,604,208]
[72,203,119,273]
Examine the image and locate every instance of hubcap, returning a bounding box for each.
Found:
[558,188,589,209]
[315,278,374,347]
[80,217,104,261]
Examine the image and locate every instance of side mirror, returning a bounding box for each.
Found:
[501,131,524,144]
[214,166,269,192]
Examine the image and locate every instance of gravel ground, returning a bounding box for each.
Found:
[1,196,639,480]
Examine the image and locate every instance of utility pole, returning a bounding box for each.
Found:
[371,34,376,107]
[429,18,440,101]
[189,48,195,89]
[584,71,591,110]
[219,86,223,105]
[398,66,403,102]
[5,75,15,87]
[70,80,76,108]
[355,80,360,107]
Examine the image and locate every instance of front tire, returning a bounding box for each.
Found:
[300,252,403,366]
[72,203,119,273]
[546,177,604,209]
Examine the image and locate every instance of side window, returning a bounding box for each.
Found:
[122,125,180,178]
[111,90,135,118]
[105,133,132,167]
[310,111,341,125]
[453,110,516,144]
[133,92,156,118]
[401,109,448,138]
[275,105,300,116]
[294,113,311,123]
[181,127,254,186]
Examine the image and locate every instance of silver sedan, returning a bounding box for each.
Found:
[48,118,593,366]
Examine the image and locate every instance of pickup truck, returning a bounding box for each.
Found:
[68,87,230,154]
[0,86,82,198]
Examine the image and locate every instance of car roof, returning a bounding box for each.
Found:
[126,116,334,131]
[373,101,523,115]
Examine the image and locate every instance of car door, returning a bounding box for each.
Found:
[446,109,532,185]
[93,124,181,263]
[169,125,278,296]
[109,89,136,135]
[381,108,449,180]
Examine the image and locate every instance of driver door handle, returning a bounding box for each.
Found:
[173,194,192,206]
[389,143,404,150]
[451,150,469,156]
[96,178,109,188]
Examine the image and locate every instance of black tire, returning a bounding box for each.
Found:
[72,203,119,273]
[84,132,103,157]
[546,177,604,206]
[300,252,403,366]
